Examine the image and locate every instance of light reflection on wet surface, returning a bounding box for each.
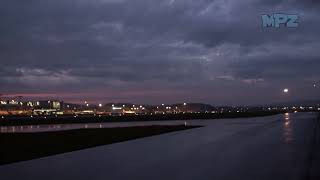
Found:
[0,113,313,134]
[282,112,293,143]
[0,121,198,133]
[0,115,279,133]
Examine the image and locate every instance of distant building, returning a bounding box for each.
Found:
[32,100,63,115]
[35,100,62,110]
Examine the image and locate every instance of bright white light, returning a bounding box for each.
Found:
[99,104,102,107]
[283,88,289,93]
[183,103,187,106]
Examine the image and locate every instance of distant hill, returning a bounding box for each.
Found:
[266,99,320,107]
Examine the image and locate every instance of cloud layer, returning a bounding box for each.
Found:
[1,0,319,105]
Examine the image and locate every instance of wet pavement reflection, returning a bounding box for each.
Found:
[283,112,293,143]
[0,121,198,133]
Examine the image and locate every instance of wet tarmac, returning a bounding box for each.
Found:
[0,112,319,180]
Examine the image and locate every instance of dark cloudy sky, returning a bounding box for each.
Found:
[0,0,319,105]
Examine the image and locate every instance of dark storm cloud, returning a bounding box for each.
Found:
[229,56,320,80]
[0,0,320,104]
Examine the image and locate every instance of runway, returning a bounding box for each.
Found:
[0,112,319,180]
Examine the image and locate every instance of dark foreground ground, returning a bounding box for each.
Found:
[0,125,200,165]
[0,113,319,180]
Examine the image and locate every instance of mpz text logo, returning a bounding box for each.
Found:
[261,14,299,28]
